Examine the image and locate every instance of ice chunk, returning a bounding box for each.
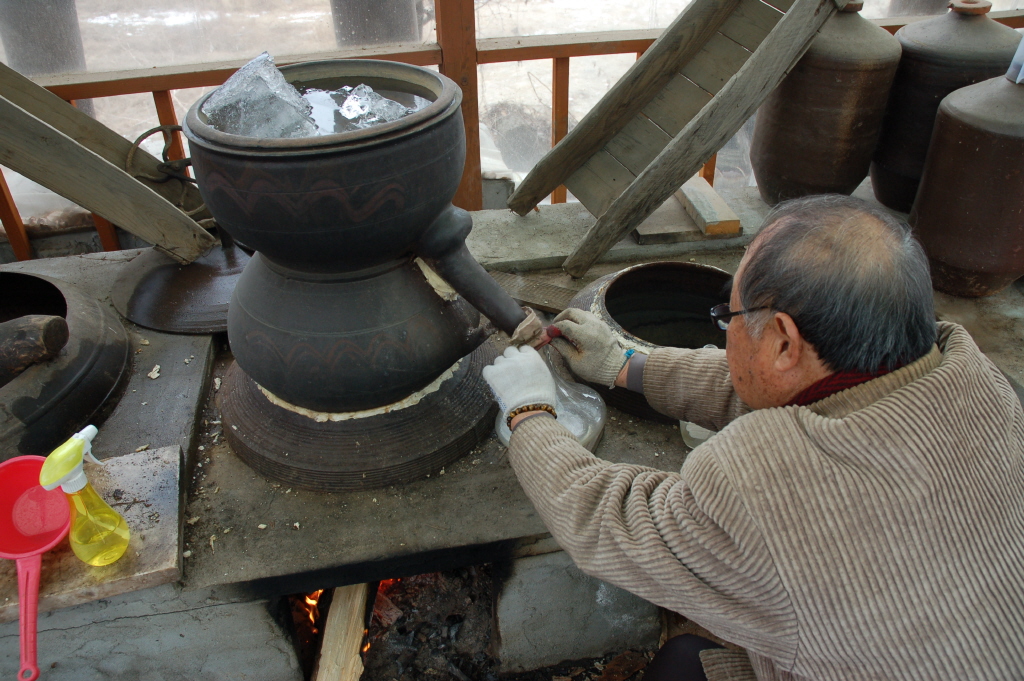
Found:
[335,84,427,130]
[202,52,318,138]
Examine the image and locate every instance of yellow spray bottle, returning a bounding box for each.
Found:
[39,426,130,567]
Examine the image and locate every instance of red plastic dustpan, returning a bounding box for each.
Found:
[0,456,70,681]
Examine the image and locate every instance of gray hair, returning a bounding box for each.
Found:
[738,195,936,373]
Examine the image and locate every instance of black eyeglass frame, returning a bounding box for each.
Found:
[709,303,771,331]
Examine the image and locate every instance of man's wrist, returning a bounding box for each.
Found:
[615,352,648,392]
[510,410,555,431]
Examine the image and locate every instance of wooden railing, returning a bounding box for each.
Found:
[2,3,1022,260]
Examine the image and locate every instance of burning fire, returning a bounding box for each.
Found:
[301,589,324,634]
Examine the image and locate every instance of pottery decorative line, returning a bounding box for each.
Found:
[199,171,408,224]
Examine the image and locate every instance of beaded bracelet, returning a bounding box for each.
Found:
[506,403,557,429]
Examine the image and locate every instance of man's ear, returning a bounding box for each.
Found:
[771,312,803,373]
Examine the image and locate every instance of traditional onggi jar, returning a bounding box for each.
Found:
[910,39,1024,297]
[870,0,1021,212]
[749,1,901,205]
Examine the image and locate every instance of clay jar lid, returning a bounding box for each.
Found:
[948,0,991,14]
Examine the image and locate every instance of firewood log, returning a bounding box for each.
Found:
[0,314,69,388]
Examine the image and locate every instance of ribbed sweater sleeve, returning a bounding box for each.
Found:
[643,347,751,431]
[507,417,798,663]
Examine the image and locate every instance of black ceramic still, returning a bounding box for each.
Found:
[182,60,525,490]
[184,60,524,414]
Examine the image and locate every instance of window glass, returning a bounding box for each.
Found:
[0,0,436,75]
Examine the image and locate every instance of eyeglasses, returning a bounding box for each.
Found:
[709,303,770,331]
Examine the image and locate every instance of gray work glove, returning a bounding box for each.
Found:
[482,345,557,422]
[550,308,631,388]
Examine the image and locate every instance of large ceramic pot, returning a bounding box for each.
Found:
[230,254,487,412]
[750,2,901,204]
[567,262,730,423]
[870,0,1020,212]
[183,60,466,273]
[910,62,1024,297]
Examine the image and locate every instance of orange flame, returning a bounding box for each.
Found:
[301,589,324,633]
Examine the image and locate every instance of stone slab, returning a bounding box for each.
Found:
[496,550,661,672]
[0,251,214,460]
[181,405,690,594]
[0,446,182,623]
[0,582,302,681]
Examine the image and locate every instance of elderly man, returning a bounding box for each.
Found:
[482,196,1024,681]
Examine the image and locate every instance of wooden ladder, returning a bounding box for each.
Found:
[507,0,843,277]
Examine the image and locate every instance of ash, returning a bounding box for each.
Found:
[363,567,497,681]
[361,566,654,681]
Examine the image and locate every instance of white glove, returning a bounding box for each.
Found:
[482,345,557,421]
[551,308,631,388]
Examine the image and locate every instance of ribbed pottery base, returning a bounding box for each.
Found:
[219,340,499,491]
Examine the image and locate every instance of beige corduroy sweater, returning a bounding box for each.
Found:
[508,322,1024,680]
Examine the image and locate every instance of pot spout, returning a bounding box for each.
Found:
[418,205,526,336]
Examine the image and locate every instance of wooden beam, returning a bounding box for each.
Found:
[0,170,30,260]
[0,94,217,264]
[675,175,739,235]
[507,0,741,215]
[551,57,570,204]
[313,584,369,681]
[477,30,660,63]
[563,0,836,277]
[151,91,186,163]
[37,43,443,101]
[436,0,483,211]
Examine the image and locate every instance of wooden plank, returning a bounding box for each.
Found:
[313,584,369,681]
[0,447,181,623]
[37,43,443,100]
[477,30,661,64]
[563,0,837,277]
[551,57,570,204]
[489,271,577,313]
[642,74,713,137]
[680,32,753,96]
[633,197,703,244]
[0,61,204,214]
[437,0,482,211]
[507,0,741,215]
[564,150,635,217]
[604,114,673,176]
[675,175,740,235]
[717,0,785,50]
[0,170,30,260]
[0,94,217,264]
